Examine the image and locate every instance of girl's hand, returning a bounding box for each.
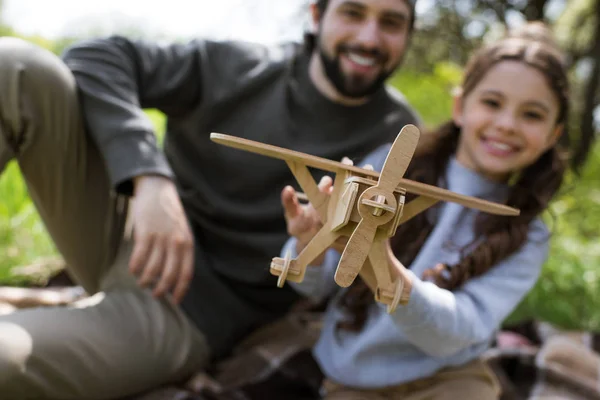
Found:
[280,157,374,262]
[385,239,413,287]
[281,156,355,252]
[281,175,333,253]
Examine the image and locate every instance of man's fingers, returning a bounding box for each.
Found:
[363,163,374,171]
[138,242,165,287]
[172,247,194,303]
[129,234,152,274]
[153,236,194,301]
[152,248,179,298]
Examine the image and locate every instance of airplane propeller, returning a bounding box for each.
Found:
[334,125,420,288]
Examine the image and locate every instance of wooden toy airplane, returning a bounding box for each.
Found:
[210,125,519,313]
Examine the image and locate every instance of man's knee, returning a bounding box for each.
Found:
[0,36,76,98]
[0,36,57,67]
[0,36,80,165]
[0,322,33,387]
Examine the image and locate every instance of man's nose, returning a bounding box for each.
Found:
[354,19,383,49]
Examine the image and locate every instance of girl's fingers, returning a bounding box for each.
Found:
[341,157,353,166]
[281,186,301,220]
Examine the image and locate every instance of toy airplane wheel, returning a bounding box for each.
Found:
[277,249,293,288]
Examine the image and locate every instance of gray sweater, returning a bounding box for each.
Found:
[62,37,419,358]
[285,145,549,387]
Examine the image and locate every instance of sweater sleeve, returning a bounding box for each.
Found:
[62,36,205,195]
[390,219,549,357]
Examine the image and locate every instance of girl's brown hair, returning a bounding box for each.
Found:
[337,22,571,331]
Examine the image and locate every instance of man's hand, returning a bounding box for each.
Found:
[128,175,194,303]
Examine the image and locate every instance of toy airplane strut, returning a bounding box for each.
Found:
[210,125,519,313]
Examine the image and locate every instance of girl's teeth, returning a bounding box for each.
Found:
[348,53,375,67]
[488,141,513,151]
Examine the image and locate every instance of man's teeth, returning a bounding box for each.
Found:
[487,140,513,151]
[347,53,376,67]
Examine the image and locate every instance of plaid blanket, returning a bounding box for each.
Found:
[2,285,600,400]
[486,320,600,400]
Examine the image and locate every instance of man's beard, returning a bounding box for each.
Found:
[318,41,394,99]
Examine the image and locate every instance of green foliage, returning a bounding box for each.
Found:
[390,62,463,129]
[507,142,600,329]
[146,109,166,143]
[555,0,598,54]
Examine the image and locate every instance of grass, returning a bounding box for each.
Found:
[0,162,57,285]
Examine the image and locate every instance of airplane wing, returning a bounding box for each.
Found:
[210,131,519,217]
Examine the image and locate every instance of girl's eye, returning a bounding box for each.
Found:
[482,98,500,108]
[524,111,544,121]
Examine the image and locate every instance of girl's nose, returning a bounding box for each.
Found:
[495,110,517,133]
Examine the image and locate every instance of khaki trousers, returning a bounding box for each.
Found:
[322,359,501,400]
[0,37,209,399]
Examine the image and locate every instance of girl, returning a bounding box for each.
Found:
[280,21,570,399]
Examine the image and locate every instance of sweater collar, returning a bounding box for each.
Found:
[445,156,510,200]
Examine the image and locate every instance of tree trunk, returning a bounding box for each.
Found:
[573,0,600,171]
[523,0,550,21]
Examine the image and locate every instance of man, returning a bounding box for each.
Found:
[0,0,419,398]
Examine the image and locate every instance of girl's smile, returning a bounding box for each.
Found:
[453,60,563,182]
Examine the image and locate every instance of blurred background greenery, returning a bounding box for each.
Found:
[0,0,599,330]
